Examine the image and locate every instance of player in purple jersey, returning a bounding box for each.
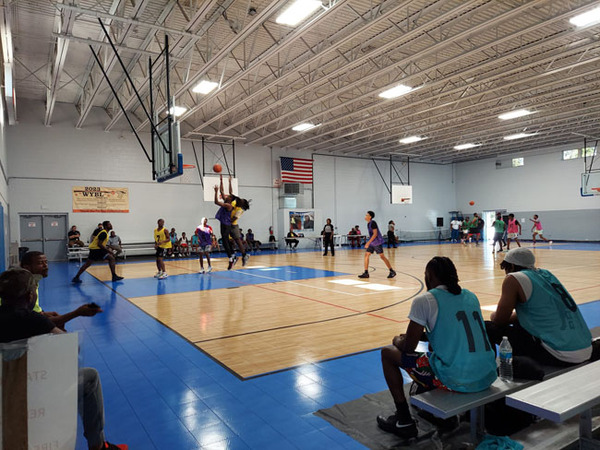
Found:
[359,211,396,279]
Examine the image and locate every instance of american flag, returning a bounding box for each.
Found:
[280,157,313,184]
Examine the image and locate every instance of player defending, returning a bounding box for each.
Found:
[358,211,396,279]
[154,218,171,279]
[530,214,552,245]
[72,221,123,283]
[506,213,522,250]
[491,212,505,253]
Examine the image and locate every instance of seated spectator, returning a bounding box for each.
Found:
[179,232,190,257]
[107,230,123,257]
[486,248,594,367]
[246,229,261,251]
[190,231,200,255]
[90,223,103,244]
[15,251,101,330]
[168,228,179,257]
[68,225,85,247]
[0,268,127,450]
[285,228,299,250]
[377,256,497,439]
[348,225,362,248]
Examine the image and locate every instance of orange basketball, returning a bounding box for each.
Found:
[469,201,475,206]
[213,164,222,173]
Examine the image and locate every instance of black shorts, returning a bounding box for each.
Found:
[366,244,383,254]
[88,249,108,261]
[156,247,167,258]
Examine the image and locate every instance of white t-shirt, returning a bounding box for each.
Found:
[450,220,462,230]
[408,285,449,331]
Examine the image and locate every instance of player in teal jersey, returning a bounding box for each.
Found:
[377,257,496,439]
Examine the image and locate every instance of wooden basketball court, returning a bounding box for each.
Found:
[87,243,600,379]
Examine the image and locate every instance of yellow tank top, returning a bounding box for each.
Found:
[89,230,108,250]
[230,199,243,225]
[154,228,172,248]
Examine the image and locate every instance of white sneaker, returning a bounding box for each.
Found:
[154,271,162,278]
[158,273,168,279]
[549,241,553,245]
[206,266,213,273]
[199,269,205,274]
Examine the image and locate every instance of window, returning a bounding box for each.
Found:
[563,149,579,160]
[583,147,597,157]
[512,157,524,167]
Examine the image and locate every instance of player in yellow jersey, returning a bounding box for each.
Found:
[72,221,124,283]
[154,218,172,279]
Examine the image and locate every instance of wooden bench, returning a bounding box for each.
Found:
[506,360,600,449]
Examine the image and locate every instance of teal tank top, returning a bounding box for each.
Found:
[516,269,591,352]
[428,288,497,392]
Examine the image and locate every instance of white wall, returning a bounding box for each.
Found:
[6,100,458,248]
[455,149,600,240]
[7,100,598,249]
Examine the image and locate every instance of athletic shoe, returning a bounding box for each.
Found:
[71,277,82,284]
[388,269,397,279]
[358,271,369,279]
[103,442,128,450]
[323,253,327,256]
[206,266,213,273]
[112,275,124,282]
[376,414,418,439]
[242,254,250,267]
[549,241,553,245]
[231,256,239,268]
[199,269,205,274]
[158,273,168,279]
[154,272,162,278]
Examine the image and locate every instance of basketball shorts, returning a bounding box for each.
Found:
[507,233,518,239]
[401,352,450,392]
[200,245,212,253]
[533,229,543,235]
[155,247,167,258]
[88,249,108,261]
[366,244,383,254]
[493,232,503,241]
[231,225,241,239]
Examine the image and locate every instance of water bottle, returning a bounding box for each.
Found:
[498,336,513,381]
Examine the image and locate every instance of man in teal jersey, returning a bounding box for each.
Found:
[487,248,593,366]
[377,257,496,439]
[491,212,506,253]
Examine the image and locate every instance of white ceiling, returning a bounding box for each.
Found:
[4,0,600,162]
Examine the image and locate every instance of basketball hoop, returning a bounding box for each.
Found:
[183,164,196,169]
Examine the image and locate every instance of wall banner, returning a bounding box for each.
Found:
[72,186,129,213]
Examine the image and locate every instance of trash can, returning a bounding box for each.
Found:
[18,247,29,262]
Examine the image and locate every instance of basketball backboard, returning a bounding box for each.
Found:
[392,184,413,204]
[203,176,239,202]
[153,120,183,182]
[581,171,600,196]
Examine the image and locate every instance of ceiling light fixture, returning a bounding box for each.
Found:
[570,6,600,28]
[292,122,320,132]
[192,80,218,94]
[498,109,533,120]
[503,132,537,140]
[276,0,322,26]
[454,143,481,150]
[399,136,425,144]
[379,84,414,99]
[169,106,187,117]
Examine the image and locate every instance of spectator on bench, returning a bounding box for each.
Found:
[246,228,261,251]
[68,225,85,247]
[179,232,190,257]
[107,231,123,257]
[377,256,497,439]
[348,225,361,248]
[486,248,594,368]
[90,223,103,244]
[0,268,128,450]
[286,228,299,250]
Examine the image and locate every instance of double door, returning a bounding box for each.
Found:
[19,214,68,261]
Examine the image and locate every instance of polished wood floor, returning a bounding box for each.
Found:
[87,243,600,378]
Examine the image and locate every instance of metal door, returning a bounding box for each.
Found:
[43,215,68,261]
[19,214,68,261]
